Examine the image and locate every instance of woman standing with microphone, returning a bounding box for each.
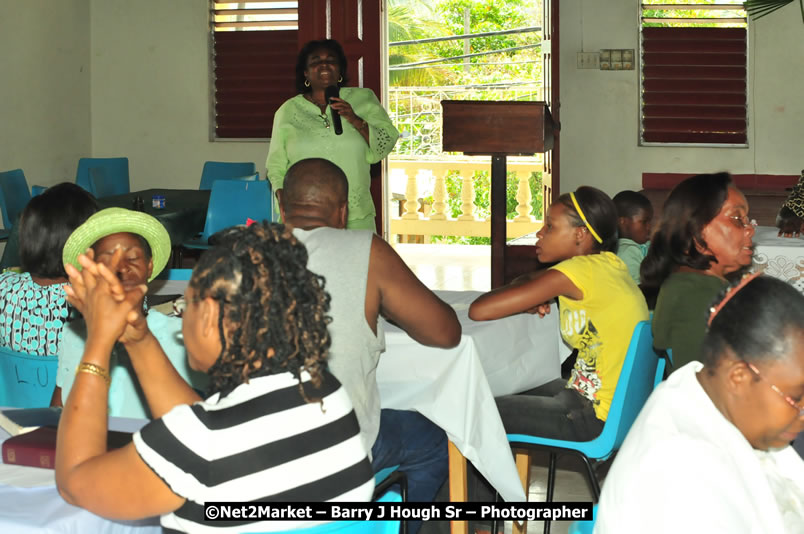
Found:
[266,39,399,230]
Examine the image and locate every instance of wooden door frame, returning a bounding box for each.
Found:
[298,0,385,234]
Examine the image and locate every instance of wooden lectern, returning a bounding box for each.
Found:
[442,100,555,288]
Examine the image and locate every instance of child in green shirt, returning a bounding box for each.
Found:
[614,190,653,284]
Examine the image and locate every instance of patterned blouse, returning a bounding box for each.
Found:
[0,271,69,356]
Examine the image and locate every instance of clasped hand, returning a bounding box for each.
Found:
[64,248,149,346]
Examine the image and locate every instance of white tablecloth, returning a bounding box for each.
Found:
[752,226,804,293]
[377,290,570,503]
[0,417,159,533]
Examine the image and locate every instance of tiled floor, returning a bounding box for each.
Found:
[515,452,599,534]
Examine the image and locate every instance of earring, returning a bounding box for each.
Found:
[338,76,343,83]
[304,79,310,87]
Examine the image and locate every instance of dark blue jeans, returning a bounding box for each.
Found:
[371,409,448,534]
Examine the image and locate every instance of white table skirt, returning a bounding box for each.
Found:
[377,290,570,502]
[752,226,804,293]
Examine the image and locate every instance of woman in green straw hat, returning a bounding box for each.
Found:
[55,222,373,532]
[52,207,207,417]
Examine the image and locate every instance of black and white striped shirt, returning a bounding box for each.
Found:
[133,369,374,533]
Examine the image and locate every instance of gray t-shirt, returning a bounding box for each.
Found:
[293,227,385,451]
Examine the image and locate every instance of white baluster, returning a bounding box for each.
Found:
[402,168,421,220]
[430,169,448,220]
[458,172,476,221]
[514,170,534,222]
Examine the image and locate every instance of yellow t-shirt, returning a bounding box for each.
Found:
[550,252,649,421]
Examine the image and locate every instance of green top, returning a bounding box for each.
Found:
[652,271,727,372]
[265,87,399,229]
[616,238,650,284]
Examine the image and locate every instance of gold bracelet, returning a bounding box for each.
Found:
[76,362,111,386]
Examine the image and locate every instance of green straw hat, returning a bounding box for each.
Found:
[62,207,171,282]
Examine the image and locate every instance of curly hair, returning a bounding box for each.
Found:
[189,222,332,400]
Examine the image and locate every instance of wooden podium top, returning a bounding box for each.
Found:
[441,100,555,156]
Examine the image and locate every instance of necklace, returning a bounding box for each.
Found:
[305,93,330,128]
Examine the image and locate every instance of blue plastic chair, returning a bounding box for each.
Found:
[75,157,130,196]
[0,348,58,408]
[504,321,660,534]
[30,185,47,197]
[568,504,597,534]
[88,167,118,198]
[654,348,671,388]
[0,169,32,241]
[175,180,272,266]
[183,180,272,249]
[156,268,193,281]
[198,161,257,190]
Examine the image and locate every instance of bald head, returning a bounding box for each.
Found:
[279,159,349,229]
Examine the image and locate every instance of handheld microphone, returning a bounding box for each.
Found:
[325,85,343,135]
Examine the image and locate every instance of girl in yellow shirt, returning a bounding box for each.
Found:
[470,186,648,441]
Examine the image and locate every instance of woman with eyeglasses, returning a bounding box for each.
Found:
[266,39,399,231]
[640,172,756,371]
[596,275,804,533]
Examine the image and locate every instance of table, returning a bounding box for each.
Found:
[98,189,210,246]
[0,417,160,533]
[752,225,804,293]
[377,290,569,505]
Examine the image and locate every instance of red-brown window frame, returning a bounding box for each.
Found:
[640,3,748,146]
[210,2,299,140]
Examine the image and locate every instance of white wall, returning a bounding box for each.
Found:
[90,0,268,190]
[0,0,91,188]
[558,0,804,195]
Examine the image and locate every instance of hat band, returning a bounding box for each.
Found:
[570,192,603,244]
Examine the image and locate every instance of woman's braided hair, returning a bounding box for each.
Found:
[189,222,331,399]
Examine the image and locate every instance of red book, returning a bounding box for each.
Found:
[2,426,133,469]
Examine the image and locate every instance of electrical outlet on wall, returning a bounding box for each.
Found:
[576,52,600,69]
[599,49,635,70]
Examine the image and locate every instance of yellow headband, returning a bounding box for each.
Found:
[569,192,603,244]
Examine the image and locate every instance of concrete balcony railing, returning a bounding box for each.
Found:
[388,156,546,242]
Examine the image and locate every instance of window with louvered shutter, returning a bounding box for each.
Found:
[640,2,748,146]
[211,1,299,139]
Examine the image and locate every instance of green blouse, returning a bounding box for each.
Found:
[265,87,399,229]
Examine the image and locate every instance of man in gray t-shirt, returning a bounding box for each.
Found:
[276,158,461,530]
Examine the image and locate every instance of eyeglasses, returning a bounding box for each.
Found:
[746,362,804,416]
[725,213,753,229]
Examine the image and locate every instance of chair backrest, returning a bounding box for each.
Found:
[199,161,257,190]
[156,268,193,281]
[289,490,402,534]
[200,180,272,240]
[75,157,130,196]
[88,167,118,199]
[0,348,58,408]
[596,320,659,451]
[0,169,32,230]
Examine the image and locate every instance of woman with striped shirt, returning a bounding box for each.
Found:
[55,222,374,533]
